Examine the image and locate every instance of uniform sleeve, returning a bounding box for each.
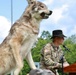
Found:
[43,43,62,68]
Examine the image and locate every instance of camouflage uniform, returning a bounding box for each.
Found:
[40,43,67,75]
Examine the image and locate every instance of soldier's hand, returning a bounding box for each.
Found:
[52,63,60,69]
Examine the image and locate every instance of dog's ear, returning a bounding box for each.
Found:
[27,0,37,4]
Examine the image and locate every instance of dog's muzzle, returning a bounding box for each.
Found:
[40,10,52,19]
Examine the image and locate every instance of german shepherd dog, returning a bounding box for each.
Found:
[0,0,52,75]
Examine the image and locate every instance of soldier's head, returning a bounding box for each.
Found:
[51,30,66,45]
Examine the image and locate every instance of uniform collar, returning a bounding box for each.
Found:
[51,43,59,51]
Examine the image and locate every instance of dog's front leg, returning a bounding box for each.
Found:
[26,51,36,69]
[10,70,14,75]
[9,40,23,75]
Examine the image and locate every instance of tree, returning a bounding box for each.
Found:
[64,37,76,64]
[40,30,51,39]
[68,34,76,44]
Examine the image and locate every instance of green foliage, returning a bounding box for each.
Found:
[19,60,31,75]
[64,39,76,64]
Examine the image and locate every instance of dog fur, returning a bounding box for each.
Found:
[0,0,52,75]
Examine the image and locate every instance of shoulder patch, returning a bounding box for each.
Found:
[44,49,50,53]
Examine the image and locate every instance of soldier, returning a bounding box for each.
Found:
[40,30,69,75]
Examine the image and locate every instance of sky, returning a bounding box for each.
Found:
[0,0,76,43]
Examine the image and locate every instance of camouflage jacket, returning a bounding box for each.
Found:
[40,43,67,73]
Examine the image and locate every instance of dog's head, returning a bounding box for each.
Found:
[26,0,52,20]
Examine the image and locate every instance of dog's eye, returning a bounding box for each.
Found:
[31,2,34,4]
[40,6,44,8]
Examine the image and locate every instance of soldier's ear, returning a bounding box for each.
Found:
[27,0,37,4]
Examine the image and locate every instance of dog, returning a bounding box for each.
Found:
[29,69,55,75]
[0,0,52,75]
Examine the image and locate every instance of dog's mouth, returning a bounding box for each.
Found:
[40,11,52,19]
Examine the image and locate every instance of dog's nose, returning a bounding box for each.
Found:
[48,11,52,15]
